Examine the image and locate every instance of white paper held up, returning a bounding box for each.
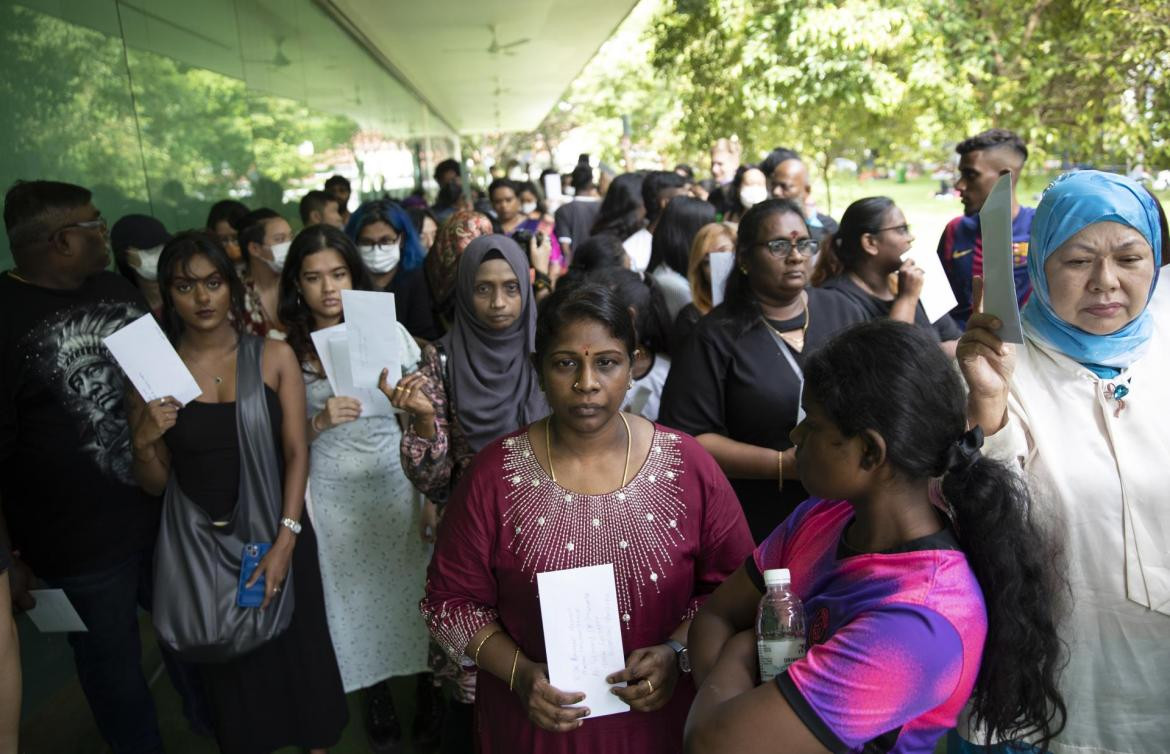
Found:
[978,173,1025,343]
[537,564,629,719]
[900,245,958,324]
[27,589,87,632]
[309,323,394,417]
[709,251,736,307]
[103,313,202,405]
[341,290,402,388]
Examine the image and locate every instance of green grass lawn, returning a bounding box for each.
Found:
[815,175,1170,261]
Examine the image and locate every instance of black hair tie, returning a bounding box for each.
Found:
[946,426,984,475]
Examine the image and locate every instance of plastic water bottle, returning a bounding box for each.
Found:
[756,568,806,682]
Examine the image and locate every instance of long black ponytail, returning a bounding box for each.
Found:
[803,319,1067,750]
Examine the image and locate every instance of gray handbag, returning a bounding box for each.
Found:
[152,334,294,662]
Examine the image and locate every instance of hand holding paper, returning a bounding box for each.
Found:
[899,243,957,324]
[537,564,630,719]
[310,319,398,417]
[978,173,1025,343]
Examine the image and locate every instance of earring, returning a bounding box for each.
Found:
[628,379,634,389]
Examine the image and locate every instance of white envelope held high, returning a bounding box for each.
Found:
[537,564,630,719]
[341,290,402,388]
[978,173,1025,343]
[103,313,202,405]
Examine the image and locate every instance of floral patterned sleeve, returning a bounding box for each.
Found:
[400,344,474,505]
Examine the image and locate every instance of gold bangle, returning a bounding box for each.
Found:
[472,628,501,666]
[508,648,520,692]
[778,450,784,492]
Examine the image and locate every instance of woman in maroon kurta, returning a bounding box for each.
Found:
[421,281,752,753]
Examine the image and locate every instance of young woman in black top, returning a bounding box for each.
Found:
[658,199,867,542]
[814,196,961,354]
[128,232,346,753]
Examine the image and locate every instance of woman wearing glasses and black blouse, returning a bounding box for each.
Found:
[658,199,867,542]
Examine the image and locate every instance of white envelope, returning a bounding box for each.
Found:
[26,589,87,632]
[537,564,630,719]
[103,313,202,405]
[709,251,736,307]
[899,245,958,324]
[309,323,395,417]
[340,290,402,388]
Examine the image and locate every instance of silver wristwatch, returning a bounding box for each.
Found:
[280,517,302,535]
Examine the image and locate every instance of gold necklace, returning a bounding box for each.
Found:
[7,269,31,284]
[545,413,633,489]
[761,293,810,351]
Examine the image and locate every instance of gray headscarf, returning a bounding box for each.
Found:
[439,234,548,451]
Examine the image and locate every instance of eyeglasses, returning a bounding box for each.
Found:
[52,216,107,237]
[755,237,819,258]
[873,223,911,236]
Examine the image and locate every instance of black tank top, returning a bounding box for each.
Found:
[165,385,283,521]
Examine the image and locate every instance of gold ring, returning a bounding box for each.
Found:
[645,678,653,693]
[394,385,404,393]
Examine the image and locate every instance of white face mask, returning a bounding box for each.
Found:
[263,240,292,273]
[520,201,538,215]
[739,185,768,209]
[129,244,165,281]
[359,242,401,273]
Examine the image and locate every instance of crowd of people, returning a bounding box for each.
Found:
[0,127,1166,754]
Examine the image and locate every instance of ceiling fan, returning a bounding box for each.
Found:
[243,35,292,68]
[445,25,531,56]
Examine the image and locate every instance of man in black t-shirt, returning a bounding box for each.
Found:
[1,180,166,752]
[553,164,603,259]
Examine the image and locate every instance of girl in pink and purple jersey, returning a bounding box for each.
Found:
[684,320,1067,754]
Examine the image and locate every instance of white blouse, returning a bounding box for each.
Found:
[981,309,1170,753]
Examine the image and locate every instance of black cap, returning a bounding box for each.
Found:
[110,214,171,255]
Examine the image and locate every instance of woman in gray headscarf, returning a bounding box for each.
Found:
[382,233,548,749]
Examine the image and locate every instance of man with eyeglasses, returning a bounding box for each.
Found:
[0,180,168,752]
[760,148,840,245]
[935,128,1034,328]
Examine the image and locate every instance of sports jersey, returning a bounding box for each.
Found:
[937,207,1035,328]
[749,498,987,753]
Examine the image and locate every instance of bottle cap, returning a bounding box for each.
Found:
[763,568,791,587]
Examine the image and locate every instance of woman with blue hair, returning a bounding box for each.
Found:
[347,199,443,340]
[959,170,1167,753]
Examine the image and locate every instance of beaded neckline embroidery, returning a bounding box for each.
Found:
[501,429,687,629]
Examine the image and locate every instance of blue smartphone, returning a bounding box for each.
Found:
[237,542,271,608]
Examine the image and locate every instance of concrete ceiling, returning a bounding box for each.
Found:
[319,0,640,134]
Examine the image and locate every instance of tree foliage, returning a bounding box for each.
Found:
[539,0,1170,192]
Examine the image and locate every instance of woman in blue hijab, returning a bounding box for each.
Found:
[956,170,1168,754]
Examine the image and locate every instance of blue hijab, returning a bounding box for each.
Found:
[1021,170,1162,373]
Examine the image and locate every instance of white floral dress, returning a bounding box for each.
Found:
[305,323,429,691]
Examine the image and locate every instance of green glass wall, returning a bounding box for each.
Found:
[0,0,459,267]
